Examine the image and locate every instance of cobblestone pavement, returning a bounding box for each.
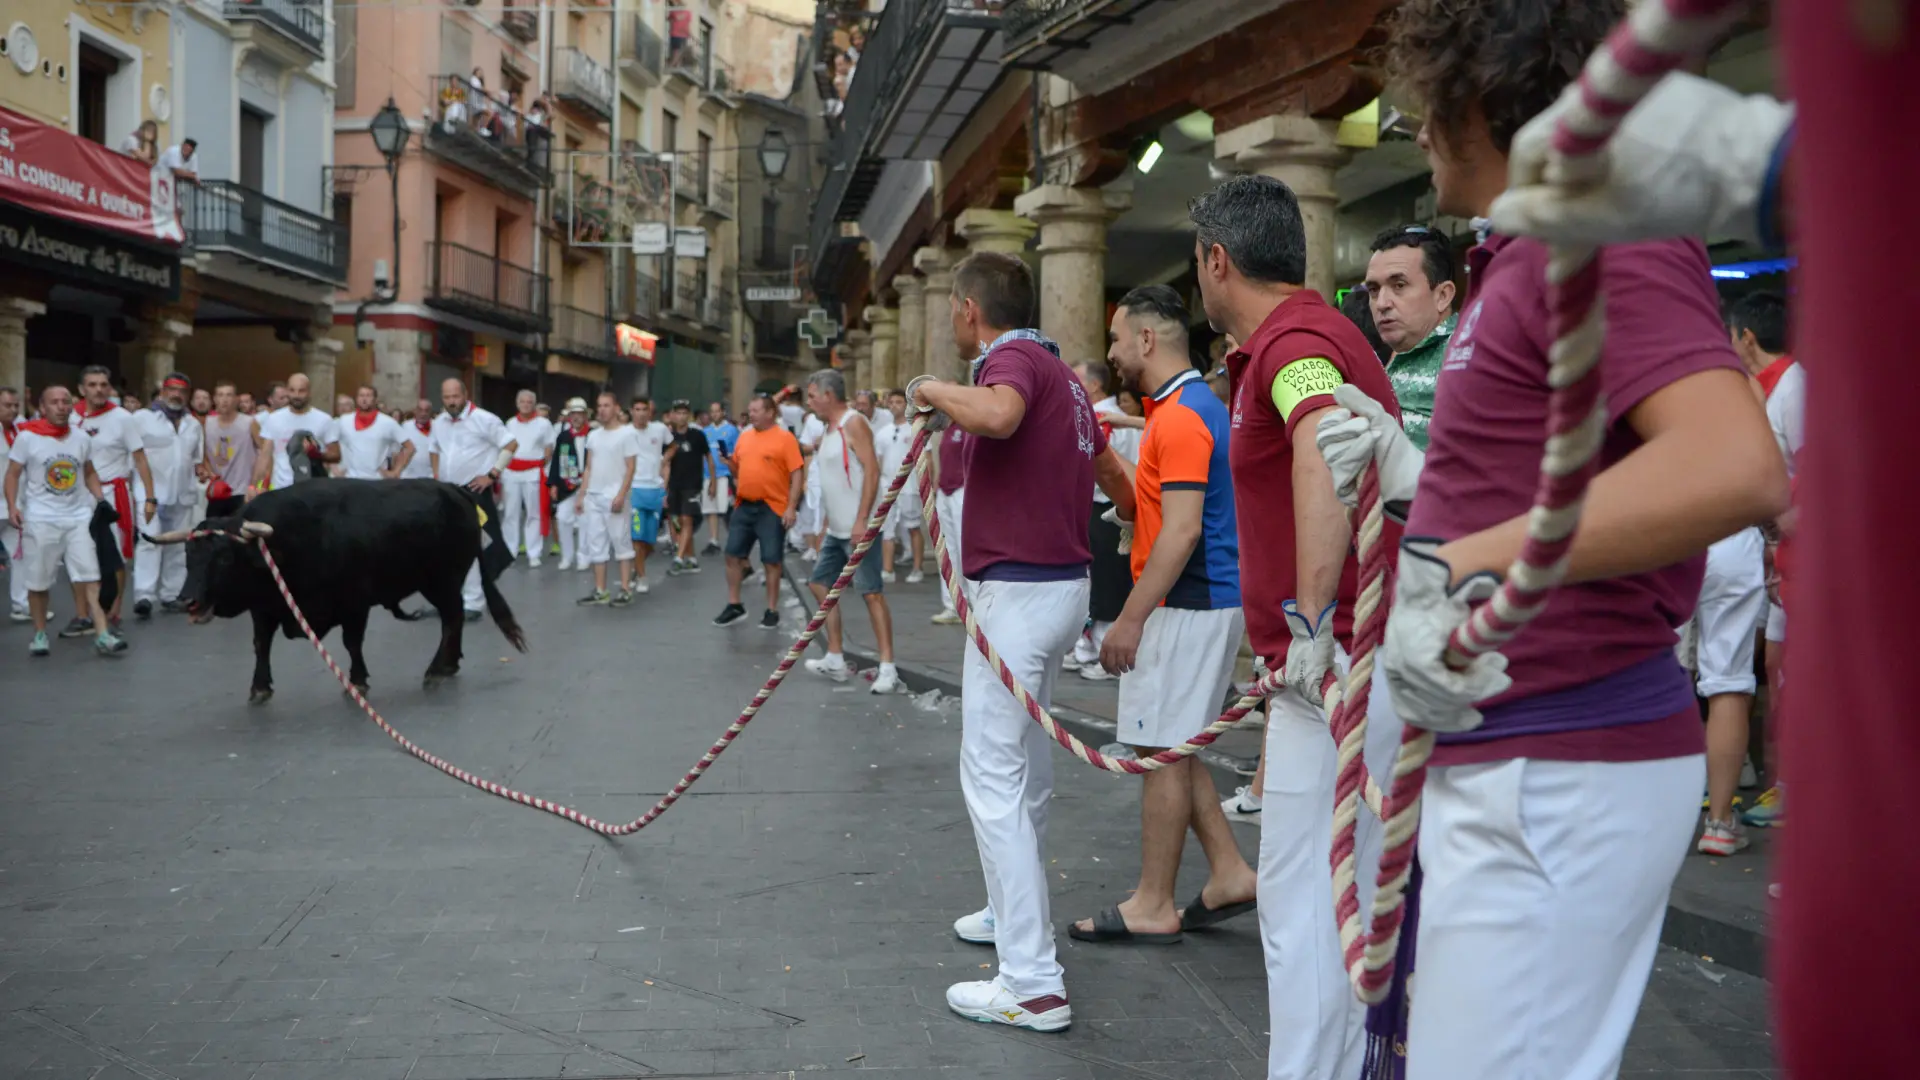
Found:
[1,556,1777,1078]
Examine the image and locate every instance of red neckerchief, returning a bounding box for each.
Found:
[353,409,381,432]
[414,418,432,435]
[76,400,118,421]
[515,411,537,424]
[22,418,69,437]
[570,420,590,437]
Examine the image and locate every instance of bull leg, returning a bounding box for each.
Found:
[422,583,464,687]
[248,606,277,705]
[340,606,372,697]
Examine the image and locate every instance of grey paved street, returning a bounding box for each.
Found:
[2,557,1777,1078]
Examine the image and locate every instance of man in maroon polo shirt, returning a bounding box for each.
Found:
[1309,4,1792,1077]
[1189,173,1401,1080]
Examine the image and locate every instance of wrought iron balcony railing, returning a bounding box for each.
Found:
[550,303,618,364]
[183,179,346,284]
[622,16,666,82]
[555,48,615,121]
[500,3,538,43]
[424,240,551,333]
[223,0,325,57]
[425,74,553,200]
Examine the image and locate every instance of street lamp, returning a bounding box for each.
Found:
[369,98,409,299]
[757,128,790,181]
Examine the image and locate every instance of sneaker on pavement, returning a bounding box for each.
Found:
[871,664,901,695]
[634,578,650,594]
[94,631,128,656]
[703,540,721,555]
[953,907,996,944]
[1059,654,1083,672]
[161,599,187,615]
[10,605,29,623]
[945,980,1070,1033]
[1077,664,1115,682]
[905,569,925,584]
[557,559,572,571]
[1221,785,1263,823]
[528,558,542,569]
[59,616,93,639]
[685,557,701,573]
[29,631,51,657]
[759,610,780,629]
[577,590,611,606]
[714,603,748,626]
[610,590,634,607]
[1697,817,1750,856]
[880,569,897,584]
[134,599,153,620]
[667,558,687,576]
[930,609,961,626]
[805,654,851,683]
[1741,786,1784,828]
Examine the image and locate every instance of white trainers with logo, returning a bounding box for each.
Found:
[945,980,1070,1033]
[805,654,851,683]
[905,569,925,584]
[1697,817,1750,857]
[870,663,900,695]
[953,906,996,944]
[1221,785,1262,823]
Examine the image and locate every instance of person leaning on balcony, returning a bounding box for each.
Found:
[158,139,199,185]
[119,121,158,165]
[496,90,519,142]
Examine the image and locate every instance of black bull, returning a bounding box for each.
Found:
[148,480,526,703]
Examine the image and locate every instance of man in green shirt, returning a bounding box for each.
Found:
[1363,224,1458,449]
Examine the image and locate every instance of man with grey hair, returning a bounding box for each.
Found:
[501,388,555,567]
[802,368,900,693]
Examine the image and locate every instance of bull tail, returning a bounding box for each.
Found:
[481,574,527,652]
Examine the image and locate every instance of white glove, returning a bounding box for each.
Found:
[1380,539,1513,734]
[1101,504,1133,555]
[1282,600,1337,710]
[1489,73,1793,249]
[1316,384,1422,511]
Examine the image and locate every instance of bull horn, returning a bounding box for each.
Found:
[239,521,275,538]
[144,529,193,545]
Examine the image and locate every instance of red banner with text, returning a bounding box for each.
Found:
[0,105,182,244]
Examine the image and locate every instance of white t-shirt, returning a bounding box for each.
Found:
[258,407,339,489]
[338,412,406,480]
[629,421,671,490]
[131,409,203,506]
[505,414,555,468]
[779,402,805,435]
[876,420,915,483]
[398,422,435,479]
[73,404,144,484]
[429,403,510,485]
[1767,361,1806,476]
[1090,396,1141,505]
[158,145,195,176]
[8,428,95,526]
[583,425,639,504]
[869,408,895,434]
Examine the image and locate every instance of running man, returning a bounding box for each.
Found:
[912,250,1135,1033]
[1068,285,1255,945]
[800,370,900,695]
[502,389,555,567]
[5,386,123,656]
[74,365,155,630]
[576,391,639,607]
[664,400,710,575]
[713,394,804,630]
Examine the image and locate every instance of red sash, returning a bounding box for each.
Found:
[104,477,134,556]
[506,458,544,471]
[539,483,553,537]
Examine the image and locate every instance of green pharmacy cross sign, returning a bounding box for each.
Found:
[798,307,841,350]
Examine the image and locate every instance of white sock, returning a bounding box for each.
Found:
[879,662,897,676]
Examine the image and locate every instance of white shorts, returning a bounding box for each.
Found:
[578,494,634,565]
[883,488,923,539]
[23,519,99,591]
[700,477,732,516]
[1116,606,1246,748]
[1765,602,1786,644]
[1695,528,1765,696]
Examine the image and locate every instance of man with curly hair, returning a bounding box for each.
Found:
[1314,2,1791,1077]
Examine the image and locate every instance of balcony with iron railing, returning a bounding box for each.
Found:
[550,303,618,364]
[622,16,666,83]
[616,270,663,323]
[666,23,708,86]
[424,240,551,333]
[710,56,735,96]
[555,47,616,121]
[670,270,704,320]
[702,285,734,330]
[1002,0,1173,73]
[425,74,553,200]
[183,180,346,285]
[500,1,538,43]
[673,150,706,203]
[223,0,326,58]
[705,169,736,220]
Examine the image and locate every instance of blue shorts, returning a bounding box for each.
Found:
[809,534,883,596]
[725,500,787,565]
[629,487,665,544]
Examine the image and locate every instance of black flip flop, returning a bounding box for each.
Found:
[1180,894,1257,930]
[1068,905,1183,945]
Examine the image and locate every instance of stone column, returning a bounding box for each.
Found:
[914,247,959,384]
[0,298,46,394]
[1215,114,1353,301]
[1013,185,1130,367]
[136,315,194,396]
[955,208,1037,257]
[865,305,900,392]
[370,328,422,410]
[300,335,345,408]
[893,275,926,383]
[841,328,872,395]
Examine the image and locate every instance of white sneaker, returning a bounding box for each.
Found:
[9,605,28,623]
[805,654,850,683]
[953,906,996,944]
[870,664,900,694]
[633,579,650,594]
[1221,785,1262,823]
[556,559,572,571]
[930,609,961,625]
[1077,664,1115,681]
[905,569,925,584]
[945,980,1070,1033]
[1697,817,1751,857]
[528,558,542,569]
[1059,654,1083,672]
[880,570,897,583]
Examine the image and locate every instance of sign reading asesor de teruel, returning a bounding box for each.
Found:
[0,105,183,244]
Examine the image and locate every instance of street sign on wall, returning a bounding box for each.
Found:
[745,285,802,303]
[632,222,669,255]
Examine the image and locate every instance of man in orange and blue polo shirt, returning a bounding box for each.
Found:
[1067,285,1257,947]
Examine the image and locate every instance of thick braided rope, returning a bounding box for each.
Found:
[230,419,937,837]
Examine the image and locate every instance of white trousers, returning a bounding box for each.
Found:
[935,489,965,613]
[960,576,1087,999]
[2,520,27,611]
[500,473,543,561]
[133,502,195,603]
[1257,653,1398,1080]
[1071,621,1112,666]
[555,493,582,566]
[1407,752,1702,1080]
[1694,527,1765,696]
[462,562,483,613]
